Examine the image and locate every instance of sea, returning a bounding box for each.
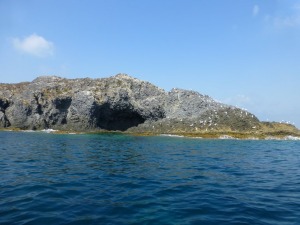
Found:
[1,131,300,225]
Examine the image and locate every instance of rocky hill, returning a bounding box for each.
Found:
[0,74,299,138]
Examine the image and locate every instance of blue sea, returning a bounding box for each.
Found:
[1,131,300,225]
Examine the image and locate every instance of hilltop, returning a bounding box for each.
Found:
[0,74,299,138]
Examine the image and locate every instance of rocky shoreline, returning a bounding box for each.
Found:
[1,127,300,140]
[1,73,299,138]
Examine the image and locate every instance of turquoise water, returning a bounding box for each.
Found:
[1,131,300,225]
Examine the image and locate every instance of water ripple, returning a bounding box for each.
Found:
[1,132,300,224]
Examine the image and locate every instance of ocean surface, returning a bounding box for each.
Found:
[1,131,300,225]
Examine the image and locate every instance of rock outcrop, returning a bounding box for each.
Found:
[0,74,298,136]
[0,74,166,131]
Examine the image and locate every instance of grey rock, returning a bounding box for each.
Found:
[0,111,10,127]
[165,88,226,119]
[0,73,259,131]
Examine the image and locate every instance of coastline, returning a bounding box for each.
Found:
[1,74,299,139]
[1,127,300,140]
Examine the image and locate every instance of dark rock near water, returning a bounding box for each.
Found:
[0,73,271,132]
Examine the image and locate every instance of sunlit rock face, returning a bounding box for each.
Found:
[0,74,260,131]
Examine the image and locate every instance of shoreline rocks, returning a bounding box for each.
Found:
[0,73,299,136]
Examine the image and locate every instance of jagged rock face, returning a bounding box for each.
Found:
[0,74,259,131]
[165,88,227,119]
[0,74,166,131]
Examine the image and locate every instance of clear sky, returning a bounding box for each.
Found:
[1,0,300,128]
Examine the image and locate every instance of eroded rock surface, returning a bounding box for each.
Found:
[0,74,263,132]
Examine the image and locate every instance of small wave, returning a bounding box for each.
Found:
[160,134,184,138]
[41,129,58,133]
[219,135,237,140]
[265,136,282,140]
[283,135,300,140]
[246,137,259,140]
[265,136,300,140]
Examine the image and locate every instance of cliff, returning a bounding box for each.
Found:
[0,74,299,137]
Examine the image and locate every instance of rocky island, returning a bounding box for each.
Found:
[1,74,299,139]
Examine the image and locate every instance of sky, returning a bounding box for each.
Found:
[1,0,300,128]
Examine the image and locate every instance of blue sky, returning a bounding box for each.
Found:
[1,0,300,128]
